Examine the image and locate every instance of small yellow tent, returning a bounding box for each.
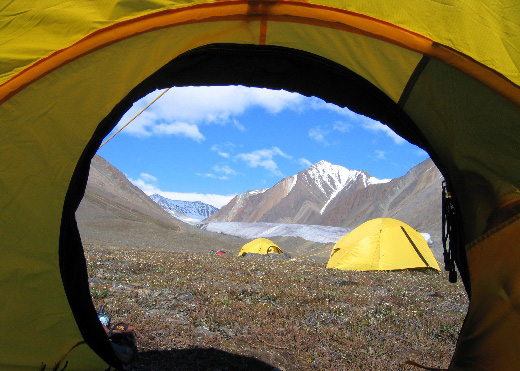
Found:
[238,238,283,257]
[327,218,440,271]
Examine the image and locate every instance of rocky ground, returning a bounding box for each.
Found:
[86,245,468,371]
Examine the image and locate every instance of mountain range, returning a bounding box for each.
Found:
[76,155,246,252]
[208,160,390,225]
[77,155,444,260]
[208,159,443,240]
[150,194,218,224]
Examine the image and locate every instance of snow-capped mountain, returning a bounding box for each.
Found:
[150,194,218,224]
[305,160,385,195]
[207,159,443,239]
[302,160,391,215]
[321,158,443,234]
[208,160,390,225]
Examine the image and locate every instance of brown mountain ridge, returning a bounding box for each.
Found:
[208,159,443,240]
[76,155,247,252]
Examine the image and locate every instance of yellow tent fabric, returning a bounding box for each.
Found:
[0,1,518,370]
[451,215,520,370]
[326,218,440,271]
[238,238,283,256]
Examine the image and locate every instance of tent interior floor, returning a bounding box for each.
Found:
[86,244,468,371]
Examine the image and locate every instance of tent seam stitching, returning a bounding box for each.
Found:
[398,55,430,107]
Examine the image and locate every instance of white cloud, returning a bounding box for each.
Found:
[274,147,292,159]
[333,121,352,133]
[140,173,157,182]
[193,163,236,180]
[375,150,387,160]
[212,147,230,158]
[236,147,290,176]
[119,110,205,141]
[115,86,304,139]
[116,86,408,153]
[211,143,235,158]
[117,111,157,137]
[231,118,246,132]
[308,98,362,119]
[152,122,205,141]
[196,172,229,180]
[245,88,305,113]
[299,158,312,167]
[129,174,235,208]
[309,121,353,145]
[361,120,405,145]
[213,164,236,175]
[309,126,330,145]
[116,87,406,149]
[129,177,159,195]
[309,98,407,144]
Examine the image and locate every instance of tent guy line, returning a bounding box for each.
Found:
[99,88,171,148]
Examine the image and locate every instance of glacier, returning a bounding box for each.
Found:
[201,221,434,245]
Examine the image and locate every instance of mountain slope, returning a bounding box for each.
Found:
[208,159,443,240]
[322,159,442,234]
[76,155,246,251]
[208,160,390,225]
[208,161,388,224]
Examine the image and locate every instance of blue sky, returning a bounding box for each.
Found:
[97,86,429,207]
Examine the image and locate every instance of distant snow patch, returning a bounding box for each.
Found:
[287,175,297,194]
[166,211,200,225]
[420,233,433,244]
[368,177,392,185]
[247,189,268,196]
[320,185,344,214]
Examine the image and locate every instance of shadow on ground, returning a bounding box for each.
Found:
[129,348,280,371]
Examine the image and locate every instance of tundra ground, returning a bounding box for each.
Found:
[86,245,467,371]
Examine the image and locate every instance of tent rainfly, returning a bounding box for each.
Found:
[238,238,283,256]
[0,1,518,370]
[326,218,440,271]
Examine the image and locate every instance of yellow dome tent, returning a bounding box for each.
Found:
[327,218,440,271]
[0,1,518,370]
[238,238,283,256]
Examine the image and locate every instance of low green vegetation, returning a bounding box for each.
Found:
[86,245,467,371]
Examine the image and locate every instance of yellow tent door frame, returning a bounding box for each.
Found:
[65,45,469,367]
